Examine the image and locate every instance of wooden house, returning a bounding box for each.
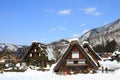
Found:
[22,42,49,70]
[53,40,101,74]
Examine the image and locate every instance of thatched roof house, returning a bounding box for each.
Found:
[22,42,49,69]
[53,40,101,74]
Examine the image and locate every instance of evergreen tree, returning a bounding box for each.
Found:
[93,44,104,53]
[104,39,117,53]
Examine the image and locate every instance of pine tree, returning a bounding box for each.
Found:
[104,39,117,53]
[93,44,104,53]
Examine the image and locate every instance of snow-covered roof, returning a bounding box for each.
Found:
[82,41,89,45]
[112,51,120,56]
[0,59,5,63]
[67,38,79,42]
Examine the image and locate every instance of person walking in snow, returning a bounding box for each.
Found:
[105,67,108,73]
[102,66,104,73]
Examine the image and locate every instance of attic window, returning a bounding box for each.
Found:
[34,48,37,52]
[72,51,79,58]
[30,53,32,57]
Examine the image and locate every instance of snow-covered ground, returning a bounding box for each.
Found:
[99,60,120,69]
[0,60,120,80]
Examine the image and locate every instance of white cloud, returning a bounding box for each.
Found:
[58,26,66,30]
[40,38,47,43]
[50,26,66,32]
[84,7,96,13]
[94,12,101,16]
[72,30,89,38]
[72,33,81,38]
[50,28,56,31]
[82,7,101,16]
[58,9,72,15]
[82,29,89,34]
[80,24,86,27]
[73,34,80,37]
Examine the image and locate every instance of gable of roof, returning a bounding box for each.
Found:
[21,42,41,61]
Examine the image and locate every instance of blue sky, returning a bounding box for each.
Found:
[0,0,120,45]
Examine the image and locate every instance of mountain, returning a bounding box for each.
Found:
[79,19,120,48]
[48,39,70,60]
[0,42,25,52]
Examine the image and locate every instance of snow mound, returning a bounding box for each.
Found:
[112,51,120,56]
[99,60,120,69]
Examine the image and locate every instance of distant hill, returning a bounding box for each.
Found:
[0,42,26,52]
[49,19,120,53]
[79,19,120,49]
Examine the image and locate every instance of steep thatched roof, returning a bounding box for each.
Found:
[21,42,47,61]
[82,42,101,60]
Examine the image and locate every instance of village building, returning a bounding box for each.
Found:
[53,40,101,74]
[0,53,22,72]
[22,41,54,70]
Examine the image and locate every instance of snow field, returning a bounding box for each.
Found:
[0,60,120,80]
[1,70,120,80]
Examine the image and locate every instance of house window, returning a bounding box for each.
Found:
[74,61,78,64]
[39,53,41,56]
[30,53,32,57]
[34,48,37,52]
[78,61,85,64]
[67,61,73,64]
[78,59,86,64]
[72,51,79,58]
